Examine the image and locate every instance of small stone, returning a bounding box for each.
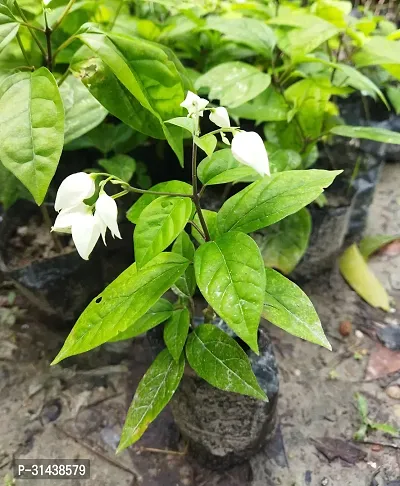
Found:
[294,369,301,377]
[355,330,364,339]
[377,327,400,351]
[321,479,329,486]
[371,444,383,452]
[339,320,352,337]
[367,461,377,469]
[393,404,400,418]
[16,226,29,237]
[386,385,400,400]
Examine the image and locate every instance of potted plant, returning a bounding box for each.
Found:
[50,91,339,465]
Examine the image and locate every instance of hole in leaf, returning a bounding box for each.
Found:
[96,296,102,304]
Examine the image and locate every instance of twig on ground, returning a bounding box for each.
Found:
[360,440,400,450]
[138,442,188,456]
[54,424,142,482]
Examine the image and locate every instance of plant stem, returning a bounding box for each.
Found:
[189,220,206,240]
[52,36,75,65]
[52,0,77,32]
[57,67,70,86]
[124,186,193,198]
[44,11,53,71]
[41,205,63,252]
[15,1,47,60]
[191,128,211,241]
[16,32,32,67]
[109,0,124,30]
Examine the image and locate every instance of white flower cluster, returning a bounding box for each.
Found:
[180,91,270,177]
[52,173,121,260]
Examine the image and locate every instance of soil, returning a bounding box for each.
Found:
[7,215,74,269]
[0,163,400,486]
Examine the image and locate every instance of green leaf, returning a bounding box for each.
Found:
[0,161,31,209]
[71,47,165,140]
[359,234,400,260]
[195,62,271,108]
[330,125,400,144]
[257,208,311,274]
[285,78,332,140]
[218,170,342,235]
[206,16,276,57]
[267,145,302,173]
[339,244,390,311]
[353,37,400,68]
[197,148,258,186]
[194,232,265,353]
[332,63,387,107]
[279,20,338,60]
[191,210,218,245]
[134,196,193,268]
[164,308,190,361]
[110,298,173,342]
[262,267,331,349]
[172,232,196,297]
[51,253,189,364]
[370,422,399,437]
[75,27,185,163]
[229,86,288,123]
[0,5,18,53]
[387,86,400,115]
[185,324,266,400]
[127,181,192,224]
[354,423,368,442]
[0,67,64,205]
[194,134,217,157]
[60,75,107,145]
[166,116,195,134]
[117,348,184,451]
[98,154,136,182]
[356,392,368,421]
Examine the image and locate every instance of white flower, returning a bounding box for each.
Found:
[95,192,121,243]
[54,172,95,212]
[209,107,230,128]
[180,91,209,118]
[231,131,270,177]
[52,203,101,260]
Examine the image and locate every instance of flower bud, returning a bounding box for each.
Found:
[209,107,230,128]
[95,192,121,241]
[231,131,270,177]
[55,172,95,212]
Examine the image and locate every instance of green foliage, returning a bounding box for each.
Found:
[186,324,267,400]
[194,232,266,353]
[171,232,196,297]
[195,62,271,108]
[263,267,331,349]
[127,181,192,224]
[256,208,311,274]
[134,196,193,268]
[217,170,341,234]
[52,253,189,363]
[164,307,190,361]
[110,298,173,342]
[0,68,64,204]
[60,74,107,145]
[198,148,258,185]
[118,349,185,452]
[359,234,400,260]
[330,125,400,144]
[98,154,136,182]
[354,393,399,441]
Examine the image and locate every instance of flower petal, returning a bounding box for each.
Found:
[231,131,270,177]
[210,107,231,128]
[71,212,101,260]
[180,91,209,117]
[95,192,121,239]
[52,203,90,234]
[55,172,96,212]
